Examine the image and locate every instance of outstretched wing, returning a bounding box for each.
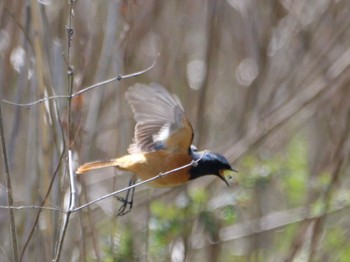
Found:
[125,83,193,154]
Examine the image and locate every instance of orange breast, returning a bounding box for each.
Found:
[116,151,193,187]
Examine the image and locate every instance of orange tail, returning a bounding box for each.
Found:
[76,159,119,174]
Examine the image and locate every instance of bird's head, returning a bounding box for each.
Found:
[190,150,237,186]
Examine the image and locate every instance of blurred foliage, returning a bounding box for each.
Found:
[239,134,308,206]
[103,225,135,262]
[322,226,350,262]
[101,134,350,261]
[101,188,239,261]
[148,189,214,261]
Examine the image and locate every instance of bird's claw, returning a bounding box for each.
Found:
[115,177,136,216]
[116,196,133,216]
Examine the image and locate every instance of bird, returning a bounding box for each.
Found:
[76,83,237,215]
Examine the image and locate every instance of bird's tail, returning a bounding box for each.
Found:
[76,159,120,174]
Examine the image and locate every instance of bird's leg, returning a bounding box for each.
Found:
[116,176,137,216]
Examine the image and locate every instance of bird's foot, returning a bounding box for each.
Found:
[115,177,136,216]
[116,196,133,216]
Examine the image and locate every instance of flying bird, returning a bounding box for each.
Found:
[76,83,236,215]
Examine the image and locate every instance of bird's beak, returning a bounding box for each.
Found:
[219,168,238,186]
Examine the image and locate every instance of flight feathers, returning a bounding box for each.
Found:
[125,83,193,154]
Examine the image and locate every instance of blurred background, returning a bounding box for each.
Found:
[1,0,350,261]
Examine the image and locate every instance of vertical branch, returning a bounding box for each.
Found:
[53,1,76,261]
[67,150,76,210]
[0,105,19,261]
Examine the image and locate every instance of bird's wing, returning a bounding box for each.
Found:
[125,83,193,154]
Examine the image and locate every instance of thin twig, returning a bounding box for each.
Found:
[2,55,159,107]
[2,95,70,107]
[20,127,66,261]
[0,152,206,214]
[72,54,158,97]
[73,151,206,213]
[0,104,19,261]
[0,205,64,212]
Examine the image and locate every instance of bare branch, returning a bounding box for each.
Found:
[0,151,205,215]
[20,146,66,261]
[0,106,19,261]
[2,55,159,107]
[0,108,19,261]
[73,150,207,212]
[53,1,75,261]
[72,53,159,97]
[68,150,76,211]
[0,205,64,213]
